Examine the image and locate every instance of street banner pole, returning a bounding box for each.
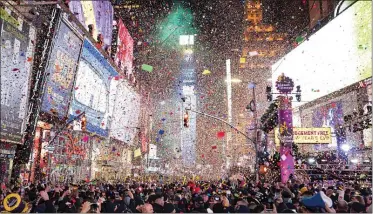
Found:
[278,96,295,183]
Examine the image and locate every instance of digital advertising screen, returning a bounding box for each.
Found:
[69,39,118,137]
[271,1,372,107]
[110,80,140,143]
[68,0,113,49]
[113,19,134,75]
[0,7,36,144]
[40,17,83,118]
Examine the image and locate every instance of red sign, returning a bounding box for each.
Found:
[114,19,134,75]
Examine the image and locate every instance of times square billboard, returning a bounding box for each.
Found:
[111,19,134,76]
[68,0,114,50]
[0,7,36,144]
[271,1,371,108]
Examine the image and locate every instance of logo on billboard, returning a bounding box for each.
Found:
[275,73,294,94]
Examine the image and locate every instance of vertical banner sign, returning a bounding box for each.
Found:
[112,19,134,75]
[0,7,36,144]
[278,96,295,183]
[40,18,83,118]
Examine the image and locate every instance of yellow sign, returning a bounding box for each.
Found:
[240,57,246,63]
[134,148,141,157]
[275,127,332,146]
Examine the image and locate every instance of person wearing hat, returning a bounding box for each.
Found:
[1,193,30,213]
[191,196,207,213]
[299,186,308,196]
[152,195,165,213]
[163,203,176,213]
[350,201,366,213]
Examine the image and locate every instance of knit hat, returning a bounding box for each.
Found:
[164,203,175,213]
[2,193,29,213]
[350,202,366,213]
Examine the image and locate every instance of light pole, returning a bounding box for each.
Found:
[248,82,259,183]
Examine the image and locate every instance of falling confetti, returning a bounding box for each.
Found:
[141,64,153,72]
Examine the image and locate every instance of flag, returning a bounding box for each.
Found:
[301,191,332,208]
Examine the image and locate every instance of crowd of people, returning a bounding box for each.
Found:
[0,176,372,213]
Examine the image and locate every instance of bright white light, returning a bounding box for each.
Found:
[321,159,327,162]
[341,144,351,152]
[225,78,242,83]
[271,1,372,108]
[184,49,193,54]
[308,158,316,164]
[351,159,359,164]
[179,35,194,46]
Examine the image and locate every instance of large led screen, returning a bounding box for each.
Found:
[69,40,118,137]
[0,8,36,144]
[113,19,134,75]
[271,1,371,107]
[110,80,140,143]
[40,18,83,118]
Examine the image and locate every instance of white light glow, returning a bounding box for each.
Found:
[225,78,242,83]
[341,144,351,152]
[179,35,194,46]
[351,159,359,164]
[184,49,193,54]
[308,158,315,164]
[271,1,371,107]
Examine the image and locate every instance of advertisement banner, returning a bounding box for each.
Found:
[275,127,332,146]
[112,19,134,75]
[110,80,140,143]
[0,8,36,144]
[69,40,118,137]
[271,1,371,108]
[68,0,113,49]
[40,18,83,118]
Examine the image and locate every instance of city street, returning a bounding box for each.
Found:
[0,0,372,213]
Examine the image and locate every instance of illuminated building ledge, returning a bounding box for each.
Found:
[114,5,140,9]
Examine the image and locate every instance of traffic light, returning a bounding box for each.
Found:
[296,85,301,102]
[183,111,189,128]
[266,86,272,102]
[81,114,87,131]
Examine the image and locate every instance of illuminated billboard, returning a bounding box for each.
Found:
[271,1,371,107]
[69,40,118,137]
[0,7,36,144]
[68,1,113,49]
[112,19,134,75]
[40,18,83,118]
[110,80,140,143]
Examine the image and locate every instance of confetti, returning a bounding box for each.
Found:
[202,69,211,75]
[141,64,153,72]
[217,131,225,139]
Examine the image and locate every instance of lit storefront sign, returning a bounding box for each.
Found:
[275,127,332,146]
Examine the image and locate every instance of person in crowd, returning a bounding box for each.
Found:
[336,200,349,213]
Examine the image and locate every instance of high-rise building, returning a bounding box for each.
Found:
[232,0,310,168]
